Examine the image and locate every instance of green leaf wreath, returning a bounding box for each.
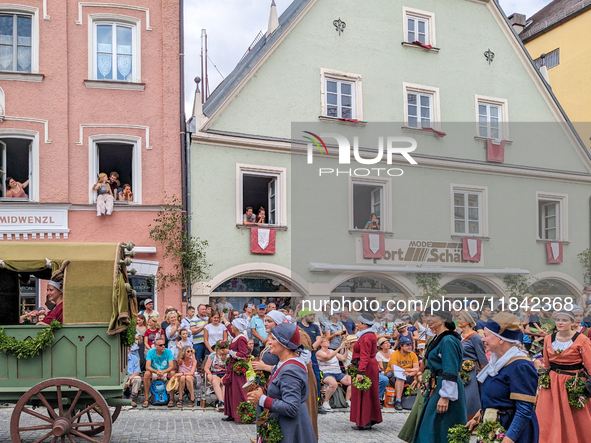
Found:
[347,364,372,391]
[123,318,137,347]
[215,340,230,351]
[459,370,471,387]
[0,320,62,359]
[566,375,587,409]
[257,413,282,443]
[234,360,250,375]
[476,421,507,443]
[403,386,416,397]
[236,401,256,424]
[447,424,471,443]
[538,373,550,389]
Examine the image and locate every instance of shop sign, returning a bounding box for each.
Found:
[356,238,483,267]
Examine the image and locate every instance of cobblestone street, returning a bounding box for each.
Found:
[0,407,410,443]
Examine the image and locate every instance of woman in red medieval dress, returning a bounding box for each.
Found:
[536,310,591,443]
[350,312,382,431]
[221,318,250,422]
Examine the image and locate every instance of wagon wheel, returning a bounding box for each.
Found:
[75,406,121,436]
[10,377,112,443]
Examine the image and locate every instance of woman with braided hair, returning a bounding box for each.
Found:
[38,261,70,325]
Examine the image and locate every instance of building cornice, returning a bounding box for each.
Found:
[192,130,591,185]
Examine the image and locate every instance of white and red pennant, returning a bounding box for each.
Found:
[546,241,563,264]
[462,238,481,262]
[251,227,276,254]
[363,233,385,259]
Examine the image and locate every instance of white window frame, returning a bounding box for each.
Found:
[402,7,436,47]
[536,192,567,241]
[403,82,441,131]
[88,134,142,204]
[450,184,488,237]
[349,176,392,232]
[475,95,509,141]
[0,129,39,202]
[320,68,363,121]
[236,164,287,227]
[0,5,39,73]
[88,14,141,82]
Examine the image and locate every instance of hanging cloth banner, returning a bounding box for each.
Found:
[462,238,482,262]
[546,242,563,264]
[486,139,505,163]
[251,227,276,254]
[363,233,385,259]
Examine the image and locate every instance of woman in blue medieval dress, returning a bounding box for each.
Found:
[413,310,466,443]
[247,322,317,443]
[468,313,539,443]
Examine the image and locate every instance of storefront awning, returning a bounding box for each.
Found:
[309,263,529,275]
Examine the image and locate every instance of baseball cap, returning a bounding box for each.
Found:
[399,336,412,345]
[401,314,412,321]
[584,286,591,291]
[144,298,153,305]
[258,304,266,309]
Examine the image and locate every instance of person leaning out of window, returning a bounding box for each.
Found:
[92,172,114,216]
[243,206,259,225]
[364,213,380,230]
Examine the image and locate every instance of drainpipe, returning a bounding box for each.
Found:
[179,0,189,304]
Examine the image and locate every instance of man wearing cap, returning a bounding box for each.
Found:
[250,304,268,358]
[350,313,382,430]
[387,335,419,410]
[189,304,209,367]
[372,308,391,340]
[468,313,539,443]
[139,299,159,320]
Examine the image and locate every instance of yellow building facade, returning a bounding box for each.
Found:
[520,3,591,149]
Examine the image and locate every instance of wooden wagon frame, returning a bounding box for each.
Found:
[0,242,138,443]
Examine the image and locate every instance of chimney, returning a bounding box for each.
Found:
[266,0,279,38]
[508,13,526,34]
[191,77,208,129]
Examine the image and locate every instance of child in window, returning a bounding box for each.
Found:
[118,183,133,201]
[108,171,121,200]
[256,207,266,224]
[92,173,114,216]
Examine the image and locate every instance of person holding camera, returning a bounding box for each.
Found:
[363,213,380,230]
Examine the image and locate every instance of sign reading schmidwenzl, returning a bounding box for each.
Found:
[356,238,483,267]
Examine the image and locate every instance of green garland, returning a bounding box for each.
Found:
[347,365,359,378]
[123,318,137,347]
[0,320,62,359]
[462,360,475,372]
[447,424,471,443]
[566,375,587,409]
[258,414,282,443]
[236,401,256,424]
[476,421,506,443]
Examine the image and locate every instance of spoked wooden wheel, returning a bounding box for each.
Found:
[75,406,121,436]
[10,378,112,443]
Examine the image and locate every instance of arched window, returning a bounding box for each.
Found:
[332,276,403,294]
[211,274,296,310]
[441,278,496,295]
[529,279,574,296]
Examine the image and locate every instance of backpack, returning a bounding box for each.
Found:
[150,380,169,406]
[328,383,348,409]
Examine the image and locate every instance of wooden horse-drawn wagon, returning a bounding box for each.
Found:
[0,242,138,442]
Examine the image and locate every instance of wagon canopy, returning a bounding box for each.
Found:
[0,242,132,328]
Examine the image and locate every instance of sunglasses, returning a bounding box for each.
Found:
[187,350,194,353]
[156,344,165,347]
